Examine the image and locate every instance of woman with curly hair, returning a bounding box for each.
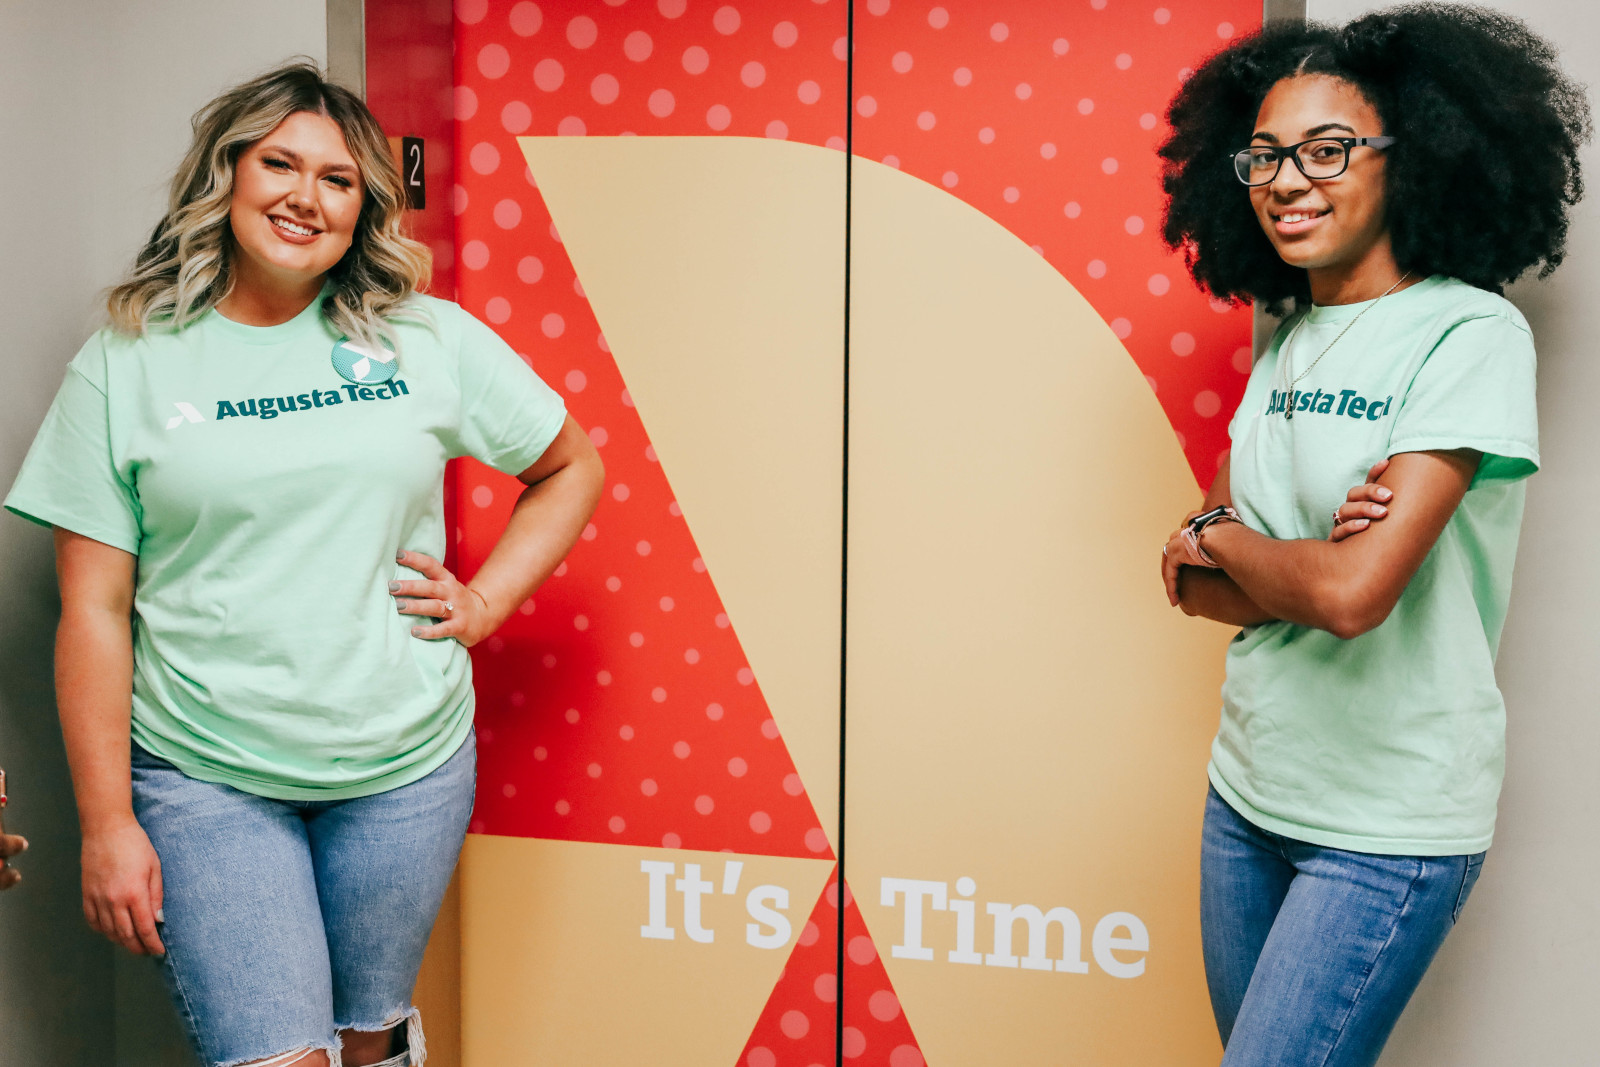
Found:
[1156,5,1588,1062]
[5,63,602,1067]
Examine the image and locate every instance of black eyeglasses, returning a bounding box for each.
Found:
[1232,136,1396,186]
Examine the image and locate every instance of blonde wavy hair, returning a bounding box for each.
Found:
[107,60,431,352]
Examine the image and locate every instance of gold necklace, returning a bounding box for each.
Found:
[1279,271,1411,420]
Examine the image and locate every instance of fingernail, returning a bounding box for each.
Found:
[1355,519,1370,527]
[411,627,423,636]
[396,550,405,562]
[1377,488,1392,500]
[1373,505,1387,516]
[388,581,401,593]
[155,908,164,923]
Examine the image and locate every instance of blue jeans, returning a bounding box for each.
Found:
[131,731,475,1067]
[1201,786,1483,1067]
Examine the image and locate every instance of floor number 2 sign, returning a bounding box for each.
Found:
[402,135,424,210]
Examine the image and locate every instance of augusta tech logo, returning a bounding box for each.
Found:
[1267,387,1394,421]
[331,339,398,384]
[164,402,205,429]
[214,379,411,421]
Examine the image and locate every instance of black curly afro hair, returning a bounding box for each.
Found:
[1160,3,1591,315]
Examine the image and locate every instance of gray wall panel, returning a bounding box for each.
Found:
[0,3,324,1063]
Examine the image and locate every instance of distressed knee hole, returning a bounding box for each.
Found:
[337,1006,425,1067]
[224,1045,340,1067]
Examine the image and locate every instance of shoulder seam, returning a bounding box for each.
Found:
[1442,311,1533,339]
[64,359,109,398]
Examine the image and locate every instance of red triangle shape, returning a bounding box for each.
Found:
[459,367,831,859]
[737,872,930,1067]
[737,869,841,1067]
[838,878,929,1066]
[454,0,847,862]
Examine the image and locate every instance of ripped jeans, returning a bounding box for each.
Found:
[131,731,475,1067]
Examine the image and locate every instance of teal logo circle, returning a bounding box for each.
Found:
[331,339,397,385]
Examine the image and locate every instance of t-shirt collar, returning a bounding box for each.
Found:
[203,280,335,345]
[1303,274,1446,326]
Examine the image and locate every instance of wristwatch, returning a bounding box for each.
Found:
[1181,506,1241,567]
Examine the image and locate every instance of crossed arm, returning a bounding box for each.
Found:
[1163,448,1481,639]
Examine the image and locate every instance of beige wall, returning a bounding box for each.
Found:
[0,3,324,1064]
[1301,2,1600,1062]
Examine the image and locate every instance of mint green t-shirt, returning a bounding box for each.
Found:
[5,294,566,800]
[1211,276,1539,855]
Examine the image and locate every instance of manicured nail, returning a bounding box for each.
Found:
[396,550,405,562]
[1373,505,1387,516]
[411,627,423,636]
[388,581,401,593]
[1376,488,1392,500]
[155,908,164,923]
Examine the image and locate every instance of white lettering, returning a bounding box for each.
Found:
[745,885,791,949]
[947,877,983,965]
[676,863,716,944]
[878,872,1148,979]
[640,860,676,940]
[881,878,948,960]
[985,903,1089,973]
[721,860,744,895]
[1092,912,1149,979]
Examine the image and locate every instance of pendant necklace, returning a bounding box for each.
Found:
[1278,271,1410,420]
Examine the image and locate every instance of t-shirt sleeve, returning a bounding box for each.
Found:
[1229,316,1292,442]
[4,338,142,553]
[1387,314,1539,487]
[447,304,568,475]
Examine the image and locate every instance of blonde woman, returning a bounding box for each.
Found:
[5,63,602,1067]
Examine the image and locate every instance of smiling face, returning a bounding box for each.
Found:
[228,110,364,291]
[1249,75,1392,284]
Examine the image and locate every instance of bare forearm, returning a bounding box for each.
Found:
[1177,567,1278,627]
[1202,522,1373,637]
[55,609,137,833]
[1171,451,1474,641]
[467,457,603,630]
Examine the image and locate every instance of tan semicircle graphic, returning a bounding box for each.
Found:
[848,156,1235,1063]
[515,136,1237,1063]
[520,136,847,848]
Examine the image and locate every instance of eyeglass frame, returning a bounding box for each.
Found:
[1232,136,1397,186]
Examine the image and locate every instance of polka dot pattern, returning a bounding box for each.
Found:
[456,1,845,862]
[736,874,920,1067]
[451,10,932,1063]
[438,3,1264,1060]
[364,10,456,304]
[851,0,1259,478]
[738,876,840,1067]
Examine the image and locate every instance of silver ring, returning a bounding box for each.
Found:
[443,601,454,615]
[1332,509,1343,527]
